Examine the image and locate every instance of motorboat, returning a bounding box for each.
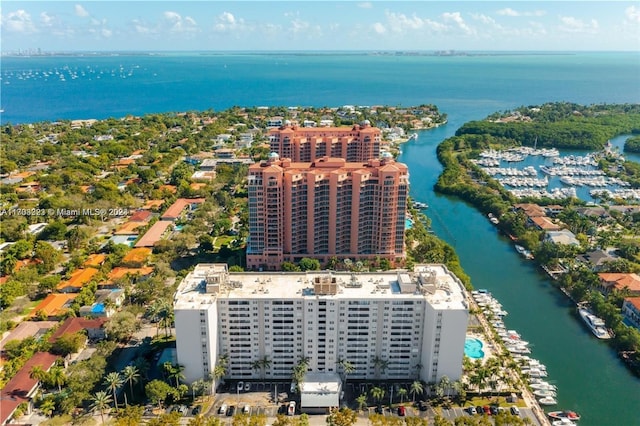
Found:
[515,244,534,259]
[523,367,547,378]
[552,419,576,426]
[577,306,611,339]
[530,381,556,391]
[533,389,556,398]
[548,411,581,421]
[538,396,558,406]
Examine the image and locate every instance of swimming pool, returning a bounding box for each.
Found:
[464,337,485,359]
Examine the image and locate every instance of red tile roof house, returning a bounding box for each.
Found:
[160,198,205,221]
[0,317,107,425]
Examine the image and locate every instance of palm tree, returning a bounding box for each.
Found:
[48,366,66,392]
[371,356,389,381]
[39,398,56,418]
[163,362,186,388]
[90,391,113,424]
[397,388,408,404]
[29,365,48,386]
[438,375,452,399]
[370,386,385,406]
[122,365,140,404]
[409,380,424,403]
[259,355,272,380]
[337,359,355,386]
[103,372,124,411]
[356,394,368,412]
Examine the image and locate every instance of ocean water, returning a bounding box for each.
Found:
[1,51,639,125]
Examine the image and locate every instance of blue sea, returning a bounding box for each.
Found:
[1,51,639,125]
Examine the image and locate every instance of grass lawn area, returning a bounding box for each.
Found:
[461,396,527,408]
[214,236,235,249]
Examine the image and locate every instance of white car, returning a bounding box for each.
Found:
[219,404,228,415]
[243,405,250,414]
[237,381,244,391]
[244,382,251,391]
[287,401,296,416]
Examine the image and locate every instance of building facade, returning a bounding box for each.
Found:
[268,122,381,163]
[246,154,408,270]
[174,263,469,386]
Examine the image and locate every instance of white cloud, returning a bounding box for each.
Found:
[442,12,473,35]
[358,2,373,9]
[75,4,90,18]
[471,13,496,26]
[214,11,247,33]
[625,6,640,23]
[558,16,599,34]
[40,12,55,27]
[383,11,446,34]
[372,22,386,34]
[163,11,199,34]
[1,9,37,34]
[497,8,545,17]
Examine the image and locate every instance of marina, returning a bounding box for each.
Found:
[474,145,634,201]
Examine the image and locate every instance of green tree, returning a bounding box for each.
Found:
[397,387,408,404]
[104,371,124,411]
[50,332,85,356]
[326,408,358,426]
[370,386,385,406]
[47,365,66,392]
[163,362,186,388]
[356,394,368,411]
[409,381,424,403]
[122,365,140,404]
[299,258,321,271]
[105,311,140,342]
[38,397,56,418]
[145,379,177,408]
[114,404,144,426]
[90,391,113,424]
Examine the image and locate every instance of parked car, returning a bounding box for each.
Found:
[418,402,428,412]
[510,406,521,416]
[237,381,244,391]
[219,404,228,415]
[490,406,498,415]
[467,407,477,415]
[243,405,250,414]
[397,406,406,416]
[244,382,251,391]
[192,406,202,415]
[375,406,384,415]
[227,406,236,417]
[483,406,491,415]
[476,406,484,415]
[288,401,296,416]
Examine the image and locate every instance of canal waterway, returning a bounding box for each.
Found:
[399,119,640,426]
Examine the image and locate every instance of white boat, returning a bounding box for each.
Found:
[533,389,556,398]
[577,306,611,339]
[552,418,576,425]
[538,396,558,406]
[523,367,547,377]
[530,382,557,391]
[548,411,581,422]
[514,244,534,259]
[488,213,499,224]
[408,133,418,141]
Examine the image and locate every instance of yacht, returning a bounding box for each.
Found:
[577,306,612,339]
[533,389,557,398]
[552,419,576,426]
[548,411,581,422]
[538,396,558,406]
[530,382,557,391]
[514,244,534,259]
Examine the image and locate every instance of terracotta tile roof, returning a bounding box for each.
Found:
[115,221,146,235]
[530,216,563,231]
[134,220,172,247]
[624,296,640,311]
[128,210,152,222]
[0,321,58,348]
[49,317,107,342]
[108,266,154,281]
[0,351,58,425]
[56,268,99,292]
[142,199,165,210]
[190,182,208,190]
[158,184,177,194]
[29,293,77,318]
[121,247,152,265]
[599,273,640,293]
[83,254,106,267]
[514,203,546,217]
[161,198,205,220]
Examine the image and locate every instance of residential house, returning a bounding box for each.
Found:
[529,216,563,231]
[577,249,619,271]
[544,229,580,246]
[29,294,78,320]
[56,268,99,293]
[598,273,640,295]
[79,289,125,318]
[622,297,640,329]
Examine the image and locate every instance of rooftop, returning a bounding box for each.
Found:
[174,263,468,312]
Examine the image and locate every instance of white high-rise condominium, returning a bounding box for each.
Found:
[174,264,469,386]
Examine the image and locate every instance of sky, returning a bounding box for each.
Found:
[1,1,639,52]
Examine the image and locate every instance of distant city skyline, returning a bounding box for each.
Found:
[1,1,639,52]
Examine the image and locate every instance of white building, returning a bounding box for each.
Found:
[174,264,468,386]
